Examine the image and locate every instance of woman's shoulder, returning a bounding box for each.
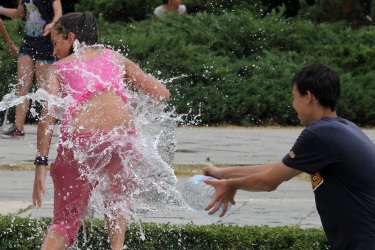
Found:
[52,54,76,67]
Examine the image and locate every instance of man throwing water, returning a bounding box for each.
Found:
[203,63,375,250]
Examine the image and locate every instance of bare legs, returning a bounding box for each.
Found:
[105,214,127,250]
[41,230,67,250]
[41,213,126,249]
[15,56,50,131]
[15,55,34,131]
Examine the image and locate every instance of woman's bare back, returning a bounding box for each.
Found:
[71,90,134,133]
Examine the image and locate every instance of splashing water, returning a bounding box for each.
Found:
[182,175,232,217]
[0,41,192,243]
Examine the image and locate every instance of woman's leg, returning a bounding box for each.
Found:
[43,149,91,249]
[14,55,35,131]
[105,214,127,250]
[85,131,134,250]
[102,153,130,250]
[41,230,67,250]
[35,60,51,89]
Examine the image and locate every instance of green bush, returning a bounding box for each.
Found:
[305,0,375,27]
[0,20,22,99]
[74,0,375,25]
[0,215,329,249]
[74,0,259,22]
[75,0,161,22]
[1,11,375,126]
[98,13,375,126]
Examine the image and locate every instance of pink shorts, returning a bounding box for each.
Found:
[47,128,138,248]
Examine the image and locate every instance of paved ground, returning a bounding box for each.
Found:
[1,125,375,229]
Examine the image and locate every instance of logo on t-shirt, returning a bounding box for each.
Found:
[25,1,46,37]
[310,172,324,191]
[288,150,295,158]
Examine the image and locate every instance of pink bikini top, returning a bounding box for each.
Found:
[53,48,128,113]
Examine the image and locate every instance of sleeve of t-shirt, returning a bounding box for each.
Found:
[179,5,187,14]
[282,129,335,174]
[154,6,163,17]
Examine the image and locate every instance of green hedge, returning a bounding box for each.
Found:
[74,0,375,25]
[97,13,375,126]
[0,215,329,249]
[74,0,259,22]
[1,11,375,126]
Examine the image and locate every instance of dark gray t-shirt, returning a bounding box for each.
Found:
[283,117,375,250]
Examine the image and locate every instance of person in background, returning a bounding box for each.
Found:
[0,17,19,128]
[203,63,375,250]
[33,11,171,249]
[0,0,62,138]
[154,0,188,18]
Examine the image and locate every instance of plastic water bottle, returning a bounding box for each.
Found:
[182,175,232,217]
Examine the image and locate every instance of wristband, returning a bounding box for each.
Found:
[34,155,48,166]
[0,6,4,16]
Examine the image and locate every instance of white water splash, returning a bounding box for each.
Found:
[0,42,192,236]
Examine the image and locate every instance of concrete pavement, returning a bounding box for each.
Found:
[1,125,375,228]
[1,125,305,166]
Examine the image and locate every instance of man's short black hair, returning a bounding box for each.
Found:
[292,63,340,111]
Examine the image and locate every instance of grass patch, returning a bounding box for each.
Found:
[0,164,39,171]
[0,164,310,181]
[173,164,310,181]
[172,163,249,177]
[16,205,34,215]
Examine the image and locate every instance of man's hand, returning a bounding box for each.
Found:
[203,165,222,180]
[203,178,236,217]
[32,165,47,207]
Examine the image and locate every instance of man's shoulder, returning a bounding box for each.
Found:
[304,117,364,145]
[308,117,355,131]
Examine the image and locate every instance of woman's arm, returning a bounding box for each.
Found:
[43,0,62,36]
[115,51,170,102]
[0,19,18,58]
[126,59,170,102]
[36,67,60,157]
[32,66,60,207]
[0,0,25,19]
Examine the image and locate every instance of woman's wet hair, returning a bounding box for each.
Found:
[292,63,340,111]
[162,0,169,4]
[54,11,98,46]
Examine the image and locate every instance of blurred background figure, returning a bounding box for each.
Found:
[0,0,18,129]
[0,17,18,129]
[154,0,188,18]
[0,0,62,138]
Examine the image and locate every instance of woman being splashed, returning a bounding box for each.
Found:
[33,12,171,250]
